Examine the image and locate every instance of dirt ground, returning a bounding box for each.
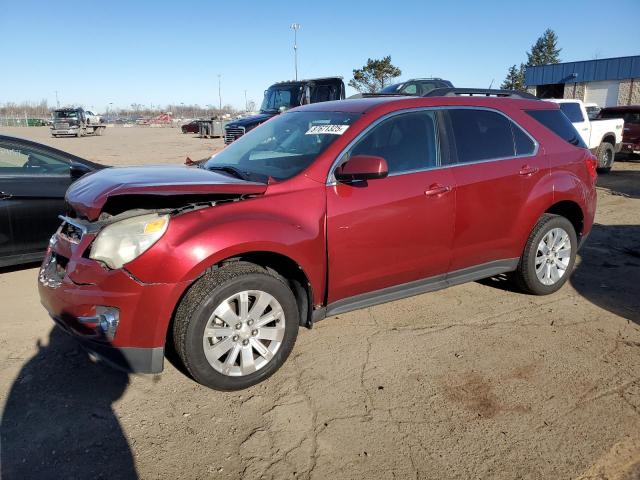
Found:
[1,126,639,480]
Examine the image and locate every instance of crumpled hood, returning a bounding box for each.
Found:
[66,165,268,220]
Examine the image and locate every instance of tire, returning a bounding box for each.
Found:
[173,262,299,390]
[596,142,615,173]
[513,214,577,295]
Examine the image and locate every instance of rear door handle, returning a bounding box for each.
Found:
[519,165,539,176]
[0,191,12,200]
[425,184,452,197]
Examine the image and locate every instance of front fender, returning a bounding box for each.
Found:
[125,186,327,304]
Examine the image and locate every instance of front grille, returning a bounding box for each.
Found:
[224,125,245,144]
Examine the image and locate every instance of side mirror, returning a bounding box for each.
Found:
[334,155,388,183]
[69,162,92,179]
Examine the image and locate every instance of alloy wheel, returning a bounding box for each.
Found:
[535,227,572,286]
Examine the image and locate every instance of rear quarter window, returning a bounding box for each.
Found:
[525,109,588,149]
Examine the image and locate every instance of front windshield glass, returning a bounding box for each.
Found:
[260,86,302,113]
[204,111,360,181]
[379,83,402,93]
[55,111,78,119]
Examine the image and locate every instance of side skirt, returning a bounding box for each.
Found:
[312,258,519,322]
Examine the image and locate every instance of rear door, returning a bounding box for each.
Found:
[441,108,545,271]
[326,109,455,302]
[0,140,74,258]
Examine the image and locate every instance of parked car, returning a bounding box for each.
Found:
[0,135,104,267]
[39,91,597,391]
[598,105,640,157]
[51,108,107,137]
[181,121,200,134]
[546,99,624,172]
[223,77,345,144]
[378,78,454,96]
[84,110,102,124]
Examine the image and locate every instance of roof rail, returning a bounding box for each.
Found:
[423,88,539,100]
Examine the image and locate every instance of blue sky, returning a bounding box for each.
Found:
[1,0,639,112]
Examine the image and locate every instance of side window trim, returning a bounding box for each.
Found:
[326,106,539,185]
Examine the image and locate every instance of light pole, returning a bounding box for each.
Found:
[244,90,248,111]
[290,23,301,80]
[217,74,222,111]
[55,90,60,108]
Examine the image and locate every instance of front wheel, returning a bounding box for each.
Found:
[173,262,299,390]
[513,214,577,295]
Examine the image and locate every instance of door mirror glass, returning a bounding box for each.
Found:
[335,155,388,182]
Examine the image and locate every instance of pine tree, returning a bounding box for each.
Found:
[501,64,526,91]
[526,29,561,66]
[349,56,402,93]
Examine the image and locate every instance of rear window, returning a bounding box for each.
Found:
[558,103,584,122]
[526,109,587,149]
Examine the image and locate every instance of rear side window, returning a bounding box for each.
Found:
[512,124,535,156]
[558,103,584,122]
[526,109,588,148]
[446,109,515,163]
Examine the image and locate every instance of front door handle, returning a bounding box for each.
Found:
[425,184,452,197]
[0,191,12,200]
[519,165,539,176]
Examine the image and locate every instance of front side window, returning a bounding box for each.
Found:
[558,103,585,123]
[204,111,360,181]
[349,111,439,174]
[446,109,515,163]
[0,142,70,176]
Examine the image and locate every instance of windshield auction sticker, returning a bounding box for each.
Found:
[305,124,350,135]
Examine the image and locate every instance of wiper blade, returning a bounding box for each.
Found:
[207,165,249,180]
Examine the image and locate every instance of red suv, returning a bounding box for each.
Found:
[39,92,597,390]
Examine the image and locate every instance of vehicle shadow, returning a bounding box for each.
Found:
[1,327,138,479]
[597,163,640,199]
[571,223,640,325]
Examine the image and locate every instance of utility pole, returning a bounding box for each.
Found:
[244,90,248,111]
[290,23,301,80]
[55,90,59,108]
[217,74,222,111]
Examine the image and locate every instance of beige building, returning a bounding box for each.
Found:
[525,55,640,107]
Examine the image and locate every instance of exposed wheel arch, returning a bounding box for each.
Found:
[545,200,584,238]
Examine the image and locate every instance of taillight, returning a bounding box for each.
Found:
[585,153,598,179]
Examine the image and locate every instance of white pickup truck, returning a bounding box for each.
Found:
[547,99,624,172]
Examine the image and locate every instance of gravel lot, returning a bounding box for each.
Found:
[1,126,639,479]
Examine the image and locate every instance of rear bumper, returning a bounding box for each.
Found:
[620,142,640,154]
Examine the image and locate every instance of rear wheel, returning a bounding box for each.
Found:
[173,262,299,390]
[513,214,577,295]
[596,142,615,173]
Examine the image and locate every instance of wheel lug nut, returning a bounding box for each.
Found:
[247,319,254,326]
[232,335,239,342]
[235,323,242,330]
[242,339,249,346]
[251,329,258,336]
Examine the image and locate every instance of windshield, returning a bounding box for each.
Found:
[260,86,302,113]
[379,83,402,93]
[54,111,78,119]
[204,111,360,181]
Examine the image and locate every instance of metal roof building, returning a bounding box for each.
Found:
[524,55,640,108]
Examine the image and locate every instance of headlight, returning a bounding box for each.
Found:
[89,213,169,269]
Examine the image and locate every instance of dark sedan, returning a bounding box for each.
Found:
[0,135,104,267]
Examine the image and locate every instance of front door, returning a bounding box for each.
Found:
[326,110,456,303]
[0,140,72,259]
